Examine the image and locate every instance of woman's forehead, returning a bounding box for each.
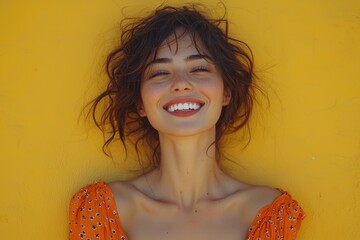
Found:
[151,31,210,60]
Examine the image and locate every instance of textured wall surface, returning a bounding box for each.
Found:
[0,0,359,239]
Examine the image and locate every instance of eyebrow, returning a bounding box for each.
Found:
[145,54,213,69]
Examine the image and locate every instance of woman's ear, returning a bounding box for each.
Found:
[137,103,147,117]
[222,89,231,106]
[138,108,146,117]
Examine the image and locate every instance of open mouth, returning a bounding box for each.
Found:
[163,99,205,113]
[165,102,202,112]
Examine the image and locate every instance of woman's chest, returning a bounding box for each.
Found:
[123,205,250,240]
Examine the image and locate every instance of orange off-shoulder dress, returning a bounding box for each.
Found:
[69,181,305,240]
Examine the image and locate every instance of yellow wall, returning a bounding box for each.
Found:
[1,0,359,239]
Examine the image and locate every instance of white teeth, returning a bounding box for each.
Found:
[167,102,201,112]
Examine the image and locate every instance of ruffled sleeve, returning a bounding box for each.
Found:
[68,181,128,240]
[246,190,305,240]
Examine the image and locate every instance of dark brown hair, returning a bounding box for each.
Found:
[89,4,258,168]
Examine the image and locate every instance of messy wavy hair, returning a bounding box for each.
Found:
[89,4,259,168]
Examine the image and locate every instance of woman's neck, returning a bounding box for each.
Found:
[147,129,228,210]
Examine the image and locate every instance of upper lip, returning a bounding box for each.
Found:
[163,98,205,109]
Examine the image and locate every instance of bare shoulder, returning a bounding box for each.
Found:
[223,175,281,205]
[107,176,151,229]
[107,180,134,198]
[242,185,282,207]
[108,175,148,200]
[231,182,282,221]
[107,173,155,206]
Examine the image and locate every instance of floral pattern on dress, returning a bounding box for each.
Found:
[69,182,305,240]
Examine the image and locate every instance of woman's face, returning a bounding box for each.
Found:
[139,31,231,138]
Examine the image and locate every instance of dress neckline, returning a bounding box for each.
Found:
[98,181,289,239]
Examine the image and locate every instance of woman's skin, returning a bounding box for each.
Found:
[109,31,280,240]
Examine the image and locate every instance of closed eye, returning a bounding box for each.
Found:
[191,66,209,73]
[149,71,170,78]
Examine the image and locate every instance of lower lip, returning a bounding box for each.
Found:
[166,108,201,117]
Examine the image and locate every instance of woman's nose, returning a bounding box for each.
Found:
[170,74,193,92]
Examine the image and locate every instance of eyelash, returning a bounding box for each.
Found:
[148,66,209,79]
[192,66,209,72]
[150,71,169,78]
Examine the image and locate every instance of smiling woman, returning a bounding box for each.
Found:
[68,4,305,240]
[139,32,228,137]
